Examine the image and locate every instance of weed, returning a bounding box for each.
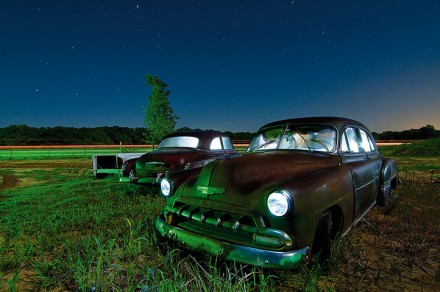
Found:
[3,271,19,292]
[389,259,403,281]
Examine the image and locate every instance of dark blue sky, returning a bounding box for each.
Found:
[1,0,439,133]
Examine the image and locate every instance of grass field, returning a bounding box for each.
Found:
[0,145,250,160]
[0,146,149,160]
[1,141,439,291]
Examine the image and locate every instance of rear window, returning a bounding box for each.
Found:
[158,136,199,148]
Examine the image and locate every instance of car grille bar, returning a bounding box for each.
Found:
[165,203,293,251]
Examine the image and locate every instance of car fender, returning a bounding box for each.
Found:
[250,165,354,249]
[380,158,399,187]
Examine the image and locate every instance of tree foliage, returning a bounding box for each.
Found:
[1,124,438,146]
[0,125,147,146]
[375,125,440,140]
[144,75,178,148]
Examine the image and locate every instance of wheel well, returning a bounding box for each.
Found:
[311,206,344,260]
[391,176,398,189]
[327,205,343,240]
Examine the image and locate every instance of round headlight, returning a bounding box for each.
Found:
[160,177,173,197]
[267,190,291,217]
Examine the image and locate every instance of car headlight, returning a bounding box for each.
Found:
[267,190,291,217]
[160,177,173,197]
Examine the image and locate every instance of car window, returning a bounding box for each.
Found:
[341,132,349,152]
[248,126,284,151]
[365,130,376,151]
[342,127,375,153]
[158,136,199,148]
[248,124,336,152]
[344,128,361,152]
[359,129,373,152]
[222,137,234,150]
[210,137,222,150]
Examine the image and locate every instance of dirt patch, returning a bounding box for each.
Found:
[2,268,38,291]
[327,181,440,291]
[0,173,20,190]
[0,160,91,190]
[348,209,440,290]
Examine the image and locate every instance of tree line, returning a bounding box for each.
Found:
[373,125,439,140]
[0,125,254,146]
[0,125,146,146]
[0,124,438,146]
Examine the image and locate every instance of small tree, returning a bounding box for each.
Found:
[144,75,178,149]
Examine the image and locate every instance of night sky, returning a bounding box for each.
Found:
[1,0,439,133]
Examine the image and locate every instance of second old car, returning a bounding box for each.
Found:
[129,130,240,186]
[155,117,398,269]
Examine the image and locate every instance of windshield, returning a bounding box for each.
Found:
[248,124,337,153]
[158,136,200,148]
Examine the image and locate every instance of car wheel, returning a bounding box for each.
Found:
[377,185,391,207]
[312,210,333,264]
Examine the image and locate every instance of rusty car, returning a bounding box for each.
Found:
[129,130,240,187]
[92,152,145,181]
[155,117,399,269]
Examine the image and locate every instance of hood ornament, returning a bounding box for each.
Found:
[197,185,225,195]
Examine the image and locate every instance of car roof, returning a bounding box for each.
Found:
[163,130,229,140]
[259,116,370,132]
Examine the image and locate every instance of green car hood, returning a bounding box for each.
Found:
[180,150,340,209]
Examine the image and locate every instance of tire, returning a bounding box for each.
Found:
[377,184,391,207]
[312,210,333,264]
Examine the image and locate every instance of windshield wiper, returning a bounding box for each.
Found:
[248,138,278,152]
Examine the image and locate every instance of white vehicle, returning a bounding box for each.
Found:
[92,153,145,182]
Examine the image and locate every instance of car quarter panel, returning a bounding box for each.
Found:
[380,158,399,185]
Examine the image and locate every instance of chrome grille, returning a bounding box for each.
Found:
[165,202,293,251]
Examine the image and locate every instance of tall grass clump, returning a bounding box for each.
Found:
[139,251,276,291]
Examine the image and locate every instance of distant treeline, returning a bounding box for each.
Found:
[0,125,254,146]
[0,124,438,146]
[0,125,146,146]
[373,125,439,140]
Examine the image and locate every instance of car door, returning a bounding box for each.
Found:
[340,127,381,222]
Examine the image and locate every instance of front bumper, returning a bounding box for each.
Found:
[129,170,162,184]
[155,215,311,270]
[131,177,159,184]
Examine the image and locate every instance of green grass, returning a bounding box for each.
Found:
[379,139,440,182]
[0,165,277,290]
[0,147,148,160]
[379,137,440,157]
[0,146,249,160]
[1,139,440,290]
[0,168,156,289]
